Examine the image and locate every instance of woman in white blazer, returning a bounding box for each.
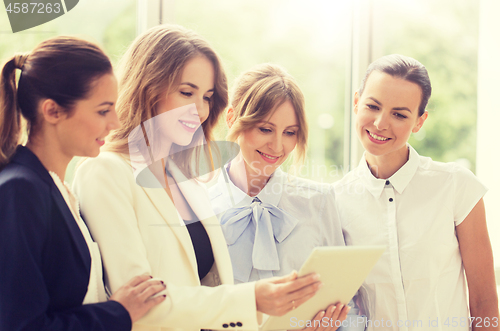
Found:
[73,25,321,331]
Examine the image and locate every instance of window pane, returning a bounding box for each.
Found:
[172,0,351,182]
[1,0,136,182]
[372,0,479,171]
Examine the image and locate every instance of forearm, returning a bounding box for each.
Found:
[470,297,499,331]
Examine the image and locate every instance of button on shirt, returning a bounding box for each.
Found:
[209,166,345,284]
[333,145,487,331]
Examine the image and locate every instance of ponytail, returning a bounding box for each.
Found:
[0,53,29,168]
[0,36,112,169]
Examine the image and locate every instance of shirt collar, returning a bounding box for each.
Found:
[358,145,420,198]
[219,163,285,207]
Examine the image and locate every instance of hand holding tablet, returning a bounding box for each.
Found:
[261,246,386,330]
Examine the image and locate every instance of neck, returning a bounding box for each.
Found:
[26,133,71,181]
[228,153,271,197]
[365,145,409,179]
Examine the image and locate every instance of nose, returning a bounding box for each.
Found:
[373,111,389,130]
[107,109,121,130]
[193,98,209,123]
[268,132,283,154]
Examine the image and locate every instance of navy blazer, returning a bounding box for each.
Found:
[0,146,131,331]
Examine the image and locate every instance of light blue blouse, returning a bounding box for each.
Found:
[209,165,345,282]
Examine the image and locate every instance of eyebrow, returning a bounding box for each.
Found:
[180,82,214,93]
[367,97,412,112]
[259,121,299,129]
[96,101,114,107]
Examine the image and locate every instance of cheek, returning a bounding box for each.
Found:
[284,138,298,155]
[394,122,414,138]
[355,111,371,128]
[241,131,264,149]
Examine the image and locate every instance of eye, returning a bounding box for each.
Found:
[180,91,192,97]
[284,131,296,136]
[203,95,211,102]
[394,112,407,119]
[259,127,272,134]
[367,104,379,110]
[98,110,110,116]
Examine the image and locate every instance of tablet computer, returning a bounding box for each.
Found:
[261,245,385,331]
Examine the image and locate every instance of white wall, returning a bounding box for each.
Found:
[477,0,500,270]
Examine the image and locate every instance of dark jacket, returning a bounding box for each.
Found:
[0,146,131,331]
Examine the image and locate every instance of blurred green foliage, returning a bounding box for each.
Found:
[0,0,479,182]
[374,0,479,171]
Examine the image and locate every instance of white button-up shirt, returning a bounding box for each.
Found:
[333,145,487,331]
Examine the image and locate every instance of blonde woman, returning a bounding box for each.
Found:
[208,64,362,331]
[73,25,321,331]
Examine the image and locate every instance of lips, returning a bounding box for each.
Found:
[366,130,390,144]
[179,120,200,133]
[257,150,281,164]
[96,138,105,146]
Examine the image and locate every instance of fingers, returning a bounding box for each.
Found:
[302,310,326,331]
[135,278,164,294]
[139,282,167,301]
[336,304,351,324]
[125,274,153,287]
[271,270,298,284]
[326,303,351,331]
[284,288,317,313]
[279,273,320,293]
[145,291,167,308]
[323,305,340,331]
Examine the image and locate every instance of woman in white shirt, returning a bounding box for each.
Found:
[0,36,165,331]
[209,63,358,330]
[333,54,498,331]
[73,25,322,331]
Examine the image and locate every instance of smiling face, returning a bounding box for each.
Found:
[238,100,299,179]
[354,70,427,167]
[58,73,119,158]
[155,55,215,148]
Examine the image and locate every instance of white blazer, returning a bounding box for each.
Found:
[73,152,259,331]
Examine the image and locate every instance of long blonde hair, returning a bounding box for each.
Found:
[227,63,308,166]
[106,24,227,177]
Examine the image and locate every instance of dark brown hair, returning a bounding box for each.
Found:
[359,54,432,116]
[0,36,112,167]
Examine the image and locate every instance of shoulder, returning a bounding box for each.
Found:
[75,152,132,181]
[0,163,52,232]
[0,162,50,200]
[73,152,135,198]
[78,152,131,173]
[280,173,335,203]
[332,165,363,192]
[417,155,478,181]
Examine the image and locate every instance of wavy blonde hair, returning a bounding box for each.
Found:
[227,63,308,166]
[106,24,227,177]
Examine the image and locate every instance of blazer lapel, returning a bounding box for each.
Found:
[170,165,234,285]
[50,187,92,269]
[12,146,91,269]
[138,165,198,278]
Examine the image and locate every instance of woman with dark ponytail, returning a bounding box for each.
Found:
[0,36,165,331]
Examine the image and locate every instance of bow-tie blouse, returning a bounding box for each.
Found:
[209,166,345,284]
